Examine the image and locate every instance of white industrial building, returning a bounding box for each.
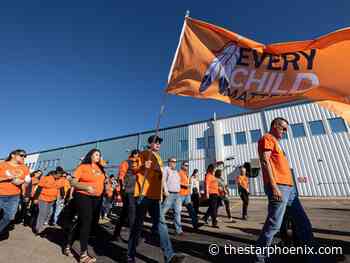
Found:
[16,102,350,198]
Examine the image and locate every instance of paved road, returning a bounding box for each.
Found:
[0,199,349,263]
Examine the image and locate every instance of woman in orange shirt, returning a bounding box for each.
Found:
[33,170,66,235]
[70,149,108,263]
[202,164,219,228]
[0,149,29,237]
[236,166,250,220]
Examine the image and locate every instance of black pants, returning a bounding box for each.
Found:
[239,189,249,217]
[113,192,137,237]
[217,196,231,219]
[74,193,101,252]
[204,194,219,225]
[191,193,200,214]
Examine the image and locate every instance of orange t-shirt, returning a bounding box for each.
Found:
[258,133,293,186]
[205,172,219,195]
[236,175,249,192]
[134,150,163,200]
[0,161,29,196]
[118,157,141,183]
[179,169,190,196]
[38,176,66,202]
[74,163,105,197]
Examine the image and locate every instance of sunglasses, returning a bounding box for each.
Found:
[18,153,27,158]
[183,164,189,167]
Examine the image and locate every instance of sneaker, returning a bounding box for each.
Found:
[169,253,187,263]
[0,231,9,241]
[212,223,219,228]
[193,222,204,230]
[127,256,135,263]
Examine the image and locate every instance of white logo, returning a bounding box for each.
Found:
[200,43,240,96]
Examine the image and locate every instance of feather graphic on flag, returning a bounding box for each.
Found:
[200,43,240,95]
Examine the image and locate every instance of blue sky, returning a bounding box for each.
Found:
[1,1,350,157]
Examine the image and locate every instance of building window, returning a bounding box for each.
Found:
[180,140,188,152]
[250,129,262,143]
[309,120,326,136]
[223,134,232,146]
[235,132,247,145]
[197,137,205,149]
[328,117,348,133]
[291,123,306,138]
[208,136,215,149]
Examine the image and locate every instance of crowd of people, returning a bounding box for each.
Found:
[0,117,320,263]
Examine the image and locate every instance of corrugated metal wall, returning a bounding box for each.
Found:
[23,102,350,197]
[188,113,265,196]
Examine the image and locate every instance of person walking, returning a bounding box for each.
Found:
[236,166,249,220]
[202,164,219,228]
[113,149,141,240]
[33,170,66,235]
[0,149,29,239]
[161,157,182,235]
[190,169,200,215]
[255,117,318,263]
[215,169,233,222]
[127,135,186,263]
[70,149,109,263]
[178,161,198,231]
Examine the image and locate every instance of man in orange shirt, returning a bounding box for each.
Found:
[255,118,317,263]
[128,135,186,263]
[0,149,29,238]
[178,161,198,232]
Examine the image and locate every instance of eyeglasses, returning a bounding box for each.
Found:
[183,164,189,167]
[18,153,27,158]
[277,124,288,132]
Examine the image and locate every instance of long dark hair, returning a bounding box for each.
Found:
[207,164,215,174]
[5,149,26,161]
[30,170,43,178]
[81,149,105,174]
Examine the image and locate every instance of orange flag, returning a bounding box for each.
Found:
[166,17,350,123]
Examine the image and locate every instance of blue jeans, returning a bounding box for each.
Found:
[53,198,65,224]
[180,195,198,227]
[161,193,182,233]
[0,195,20,233]
[256,185,317,263]
[128,197,174,262]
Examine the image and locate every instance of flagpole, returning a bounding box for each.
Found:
[138,11,190,203]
